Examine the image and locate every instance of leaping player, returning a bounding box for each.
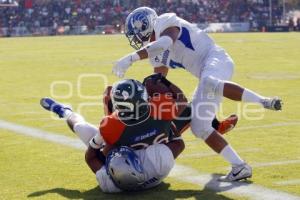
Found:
[112,7,283,181]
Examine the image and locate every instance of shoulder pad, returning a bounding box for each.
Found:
[155,13,180,38]
[100,113,125,145]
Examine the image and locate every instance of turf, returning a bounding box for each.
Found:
[0,33,299,199]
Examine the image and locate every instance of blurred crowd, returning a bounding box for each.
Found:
[0,0,297,36]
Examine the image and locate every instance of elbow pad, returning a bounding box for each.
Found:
[145,36,173,58]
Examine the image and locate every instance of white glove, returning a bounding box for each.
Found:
[112,52,140,78]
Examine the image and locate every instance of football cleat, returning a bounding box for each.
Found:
[261,97,282,111]
[218,163,252,182]
[40,97,72,118]
[218,114,238,135]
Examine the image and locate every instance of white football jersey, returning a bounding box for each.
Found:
[97,143,175,193]
[150,13,216,78]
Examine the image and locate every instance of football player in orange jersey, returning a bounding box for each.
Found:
[40,74,238,192]
[40,75,188,192]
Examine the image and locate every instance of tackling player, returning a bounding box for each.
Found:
[40,77,187,192]
[112,7,283,181]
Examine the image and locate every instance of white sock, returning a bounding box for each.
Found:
[73,121,99,147]
[64,113,97,146]
[63,109,73,118]
[241,88,266,105]
[220,145,244,166]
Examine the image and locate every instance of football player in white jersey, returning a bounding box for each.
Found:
[112,7,283,181]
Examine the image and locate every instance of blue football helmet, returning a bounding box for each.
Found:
[105,146,146,191]
[125,7,158,50]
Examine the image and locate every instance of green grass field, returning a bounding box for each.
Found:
[0,33,300,200]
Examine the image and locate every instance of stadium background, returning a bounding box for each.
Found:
[0,0,300,36]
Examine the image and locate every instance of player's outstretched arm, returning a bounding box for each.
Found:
[85,146,104,174]
[85,134,105,173]
[112,27,179,78]
[144,73,188,116]
[165,137,185,159]
[154,66,169,77]
[103,86,113,116]
[136,27,180,59]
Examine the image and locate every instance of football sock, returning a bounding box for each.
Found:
[241,88,266,105]
[220,145,244,166]
[63,108,73,118]
[69,113,98,147]
[73,122,99,146]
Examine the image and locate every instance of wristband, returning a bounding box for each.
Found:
[89,137,101,149]
[130,52,140,62]
[89,134,104,149]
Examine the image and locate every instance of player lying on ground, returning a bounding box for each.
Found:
[112,7,283,181]
[40,78,189,192]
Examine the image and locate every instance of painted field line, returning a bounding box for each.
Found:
[235,121,300,131]
[251,160,300,168]
[0,119,85,150]
[183,121,300,145]
[182,148,261,159]
[170,165,300,200]
[275,180,300,186]
[1,119,300,200]
[222,160,300,171]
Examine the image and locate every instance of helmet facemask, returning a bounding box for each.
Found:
[125,31,145,50]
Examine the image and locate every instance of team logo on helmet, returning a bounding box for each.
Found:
[125,7,157,50]
[131,11,149,32]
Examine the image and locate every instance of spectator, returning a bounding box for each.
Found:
[0,0,285,36]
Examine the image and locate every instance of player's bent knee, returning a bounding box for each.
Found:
[202,76,224,96]
[191,123,215,140]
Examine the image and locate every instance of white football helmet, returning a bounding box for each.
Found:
[125,7,158,50]
[106,146,146,191]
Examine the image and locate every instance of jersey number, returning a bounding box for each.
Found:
[131,133,168,149]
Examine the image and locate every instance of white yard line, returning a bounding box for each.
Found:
[0,120,85,150]
[183,121,300,145]
[222,160,300,171]
[1,119,300,200]
[182,148,261,158]
[236,121,300,131]
[251,160,300,168]
[170,165,300,200]
[275,180,300,186]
